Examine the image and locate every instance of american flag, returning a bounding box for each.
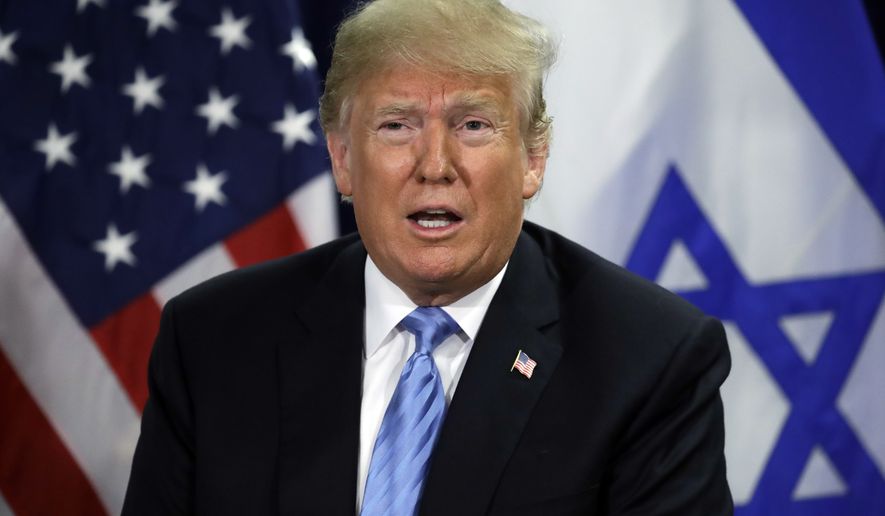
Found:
[511,350,537,379]
[0,0,335,514]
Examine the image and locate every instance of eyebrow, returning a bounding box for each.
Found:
[373,102,422,118]
[450,93,504,116]
[371,93,506,119]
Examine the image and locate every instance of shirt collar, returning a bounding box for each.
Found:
[364,255,508,359]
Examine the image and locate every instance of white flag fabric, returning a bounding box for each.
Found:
[512,0,885,513]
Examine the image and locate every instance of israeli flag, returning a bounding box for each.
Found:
[512,0,885,513]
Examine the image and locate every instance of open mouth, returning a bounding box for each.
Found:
[408,208,463,229]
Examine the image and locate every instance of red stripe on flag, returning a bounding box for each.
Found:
[225,203,306,267]
[89,294,162,412]
[0,345,107,516]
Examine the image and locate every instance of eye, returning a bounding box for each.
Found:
[377,119,414,145]
[456,117,494,145]
[463,119,488,131]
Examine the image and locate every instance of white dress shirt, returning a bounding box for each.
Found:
[356,256,507,512]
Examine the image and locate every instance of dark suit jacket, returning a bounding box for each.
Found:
[123,221,733,515]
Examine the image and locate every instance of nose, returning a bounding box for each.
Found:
[415,122,457,184]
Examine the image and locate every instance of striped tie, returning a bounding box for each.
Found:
[361,306,461,516]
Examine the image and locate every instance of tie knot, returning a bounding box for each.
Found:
[400,306,460,355]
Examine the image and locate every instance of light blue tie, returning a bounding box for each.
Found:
[361,306,461,516]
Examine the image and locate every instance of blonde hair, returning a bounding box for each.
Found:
[319,0,557,154]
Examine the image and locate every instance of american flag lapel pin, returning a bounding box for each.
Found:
[511,349,537,379]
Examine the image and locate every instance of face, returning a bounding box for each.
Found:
[327,66,546,306]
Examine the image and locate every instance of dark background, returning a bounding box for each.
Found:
[305,1,885,237]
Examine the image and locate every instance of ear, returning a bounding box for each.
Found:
[522,146,547,199]
[327,132,352,196]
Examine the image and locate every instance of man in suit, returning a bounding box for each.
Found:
[123,0,733,514]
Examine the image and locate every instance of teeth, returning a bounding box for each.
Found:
[417,219,453,229]
[425,209,447,215]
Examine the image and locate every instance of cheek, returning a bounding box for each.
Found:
[356,148,416,193]
[473,153,528,200]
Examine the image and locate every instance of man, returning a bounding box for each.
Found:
[123,0,733,514]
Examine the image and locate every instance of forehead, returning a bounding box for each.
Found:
[351,65,517,115]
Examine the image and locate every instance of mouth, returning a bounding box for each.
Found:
[407,208,464,230]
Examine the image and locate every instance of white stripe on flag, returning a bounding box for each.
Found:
[155,173,338,307]
[153,243,237,307]
[287,171,338,248]
[0,492,13,516]
[154,172,337,307]
[0,199,140,515]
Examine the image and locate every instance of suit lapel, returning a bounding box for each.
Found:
[420,231,562,515]
[277,240,366,515]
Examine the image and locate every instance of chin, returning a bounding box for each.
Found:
[406,259,460,283]
[398,249,462,282]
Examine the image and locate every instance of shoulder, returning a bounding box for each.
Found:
[170,232,363,315]
[521,220,705,328]
[519,220,726,378]
[152,232,365,382]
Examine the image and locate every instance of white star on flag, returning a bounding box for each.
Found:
[49,45,93,93]
[92,223,138,272]
[34,123,77,171]
[0,29,19,65]
[109,146,152,194]
[196,87,240,135]
[77,0,105,13]
[122,67,165,114]
[272,104,317,151]
[209,8,252,55]
[281,28,316,72]
[183,164,227,212]
[135,0,178,37]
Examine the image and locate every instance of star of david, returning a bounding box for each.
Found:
[626,166,885,514]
